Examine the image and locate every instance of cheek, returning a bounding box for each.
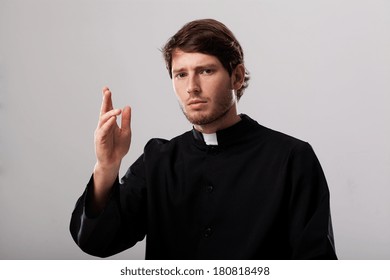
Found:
[210,78,233,96]
[172,80,180,94]
[173,83,186,103]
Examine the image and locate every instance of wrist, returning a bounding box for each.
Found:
[94,160,121,175]
[93,161,120,194]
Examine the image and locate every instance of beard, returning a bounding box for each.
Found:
[180,92,235,126]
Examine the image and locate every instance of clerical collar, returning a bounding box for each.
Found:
[202,133,218,146]
[192,114,255,149]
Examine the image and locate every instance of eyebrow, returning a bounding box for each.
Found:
[172,63,219,75]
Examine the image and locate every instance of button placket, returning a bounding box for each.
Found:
[203,226,213,238]
[199,147,218,242]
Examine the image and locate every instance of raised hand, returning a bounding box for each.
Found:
[91,87,131,213]
[95,87,131,169]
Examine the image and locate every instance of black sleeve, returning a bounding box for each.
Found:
[69,154,147,258]
[287,142,337,260]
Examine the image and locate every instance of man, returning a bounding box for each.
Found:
[70,19,337,259]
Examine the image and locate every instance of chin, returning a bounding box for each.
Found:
[185,110,228,126]
[183,111,208,125]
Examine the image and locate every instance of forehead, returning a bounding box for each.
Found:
[171,49,223,70]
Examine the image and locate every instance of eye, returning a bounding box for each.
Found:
[200,68,214,75]
[175,72,187,79]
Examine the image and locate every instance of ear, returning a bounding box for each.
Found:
[231,64,245,90]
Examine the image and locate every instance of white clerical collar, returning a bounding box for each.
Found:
[202,132,218,146]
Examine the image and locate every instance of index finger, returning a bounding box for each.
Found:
[100,86,114,116]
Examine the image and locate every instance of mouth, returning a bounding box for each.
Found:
[188,99,207,106]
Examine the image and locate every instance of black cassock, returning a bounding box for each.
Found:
[70,114,337,259]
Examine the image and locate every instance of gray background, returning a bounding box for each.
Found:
[0,0,389,259]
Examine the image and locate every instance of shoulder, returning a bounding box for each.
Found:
[248,118,310,153]
[256,125,321,170]
[261,125,306,145]
[143,130,192,153]
[267,127,312,154]
[248,121,325,179]
[241,115,318,163]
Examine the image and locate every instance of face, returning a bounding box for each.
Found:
[171,50,242,129]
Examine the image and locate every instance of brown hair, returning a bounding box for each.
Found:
[162,19,250,100]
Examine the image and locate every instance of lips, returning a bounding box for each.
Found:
[188,99,207,106]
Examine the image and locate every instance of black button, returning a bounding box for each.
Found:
[207,146,219,155]
[203,227,213,238]
[206,185,214,193]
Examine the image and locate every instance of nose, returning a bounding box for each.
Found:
[186,74,200,94]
